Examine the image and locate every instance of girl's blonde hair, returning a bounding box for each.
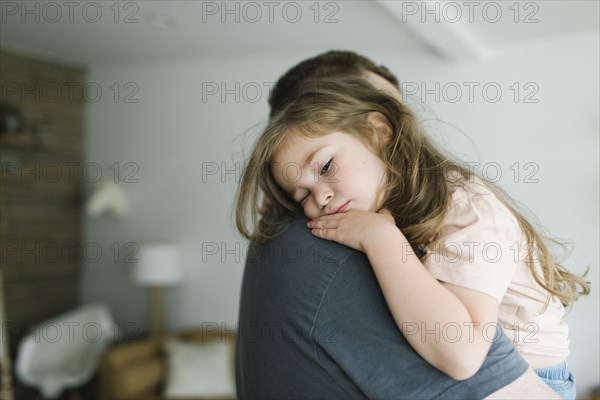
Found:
[235,78,590,308]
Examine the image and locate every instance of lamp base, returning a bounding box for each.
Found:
[149,287,165,338]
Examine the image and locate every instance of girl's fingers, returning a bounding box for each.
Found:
[311,228,324,237]
[307,219,337,229]
[309,213,344,225]
[311,227,333,241]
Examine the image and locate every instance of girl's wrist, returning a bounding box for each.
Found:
[363,224,404,254]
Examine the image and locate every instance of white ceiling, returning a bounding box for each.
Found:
[0,1,598,67]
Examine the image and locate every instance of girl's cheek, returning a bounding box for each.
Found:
[303,205,314,220]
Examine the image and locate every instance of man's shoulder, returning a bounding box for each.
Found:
[242,215,366,319]
[257,216,358,270]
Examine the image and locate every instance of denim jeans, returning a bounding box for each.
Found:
[535,360,576,400]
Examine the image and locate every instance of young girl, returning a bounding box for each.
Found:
[235,78,590,399]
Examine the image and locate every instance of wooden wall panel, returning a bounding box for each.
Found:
[0,50,86,385]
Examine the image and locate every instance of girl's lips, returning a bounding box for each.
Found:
[333,201,350,214]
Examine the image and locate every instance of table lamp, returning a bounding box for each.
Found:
[133,244,182,338]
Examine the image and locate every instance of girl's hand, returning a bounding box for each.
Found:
[307,208,399,253]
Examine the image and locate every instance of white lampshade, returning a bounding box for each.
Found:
[133,244,182,286]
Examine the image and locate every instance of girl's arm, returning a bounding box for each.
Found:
[309,210,499,380]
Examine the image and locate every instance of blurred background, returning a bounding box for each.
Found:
[0,1,598,399]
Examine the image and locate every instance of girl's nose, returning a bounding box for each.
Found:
[315,188,333,209]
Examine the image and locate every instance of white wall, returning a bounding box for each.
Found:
[82,32,598,393]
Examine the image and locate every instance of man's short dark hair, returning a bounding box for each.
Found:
[269,50,400,117]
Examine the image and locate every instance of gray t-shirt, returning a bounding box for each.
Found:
[236,216,528,399]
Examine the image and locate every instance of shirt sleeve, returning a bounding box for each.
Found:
[422,182,523,303]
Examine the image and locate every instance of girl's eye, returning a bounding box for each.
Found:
[321,159,333,175]
[300,193,309,204]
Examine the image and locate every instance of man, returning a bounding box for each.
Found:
[236,51,559,399]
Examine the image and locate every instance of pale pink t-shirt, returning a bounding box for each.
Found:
[422,176,570,360]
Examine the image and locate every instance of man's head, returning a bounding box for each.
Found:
[269,50,400,117]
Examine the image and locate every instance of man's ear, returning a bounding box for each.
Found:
[367,112,392,143]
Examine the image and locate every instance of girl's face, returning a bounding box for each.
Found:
[272,130,388,220]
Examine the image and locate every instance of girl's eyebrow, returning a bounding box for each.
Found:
[302,148,321,169]
[302,145,332,169]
